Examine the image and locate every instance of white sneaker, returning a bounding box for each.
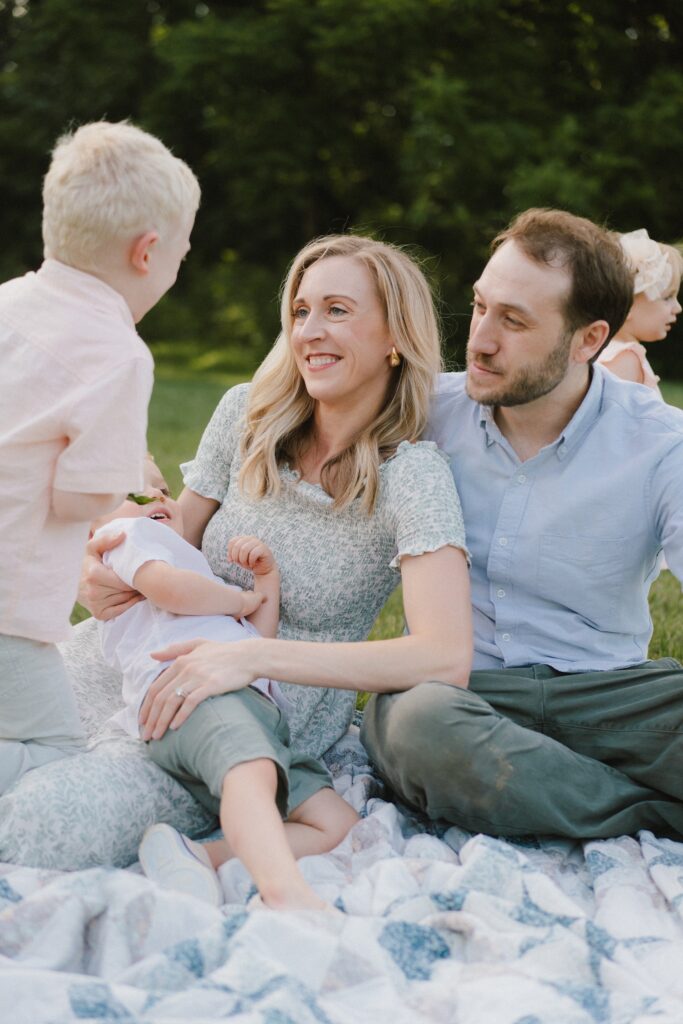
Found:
[139,823,224,907]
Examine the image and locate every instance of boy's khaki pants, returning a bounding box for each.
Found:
[361,659,683,838]
[0,633,86,794]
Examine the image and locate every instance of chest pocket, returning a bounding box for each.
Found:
[536,533,635,629]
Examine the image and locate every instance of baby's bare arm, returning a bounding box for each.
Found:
[227,536,280,638]
[133,560,263,618]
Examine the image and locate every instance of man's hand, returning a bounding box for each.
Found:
[79,531,142,620]
[228,536,277,576]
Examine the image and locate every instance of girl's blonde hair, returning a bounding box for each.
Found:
[661,243,683,296]
[239,234,443,513]
[43,121,200,271]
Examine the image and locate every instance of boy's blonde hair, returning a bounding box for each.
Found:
[239,234,443,514]
[42,121,200,271]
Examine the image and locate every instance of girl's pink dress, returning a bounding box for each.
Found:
[597,339,662,399]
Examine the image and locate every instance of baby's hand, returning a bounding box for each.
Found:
[228,536,278,576]
[239,590,266,617]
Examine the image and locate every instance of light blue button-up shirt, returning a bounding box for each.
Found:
[426,367,683,672]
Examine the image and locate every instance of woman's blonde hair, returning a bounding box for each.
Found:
[43,121,200,271]
[239,234,443,513]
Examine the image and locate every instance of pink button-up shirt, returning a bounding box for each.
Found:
[0,259,154,642]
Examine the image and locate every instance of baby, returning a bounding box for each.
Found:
[597,228,683,395]
[0,121,200,794]
[92,459,358,912]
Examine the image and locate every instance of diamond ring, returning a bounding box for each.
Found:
[174,687,187,700]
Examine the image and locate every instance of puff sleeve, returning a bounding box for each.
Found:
[382,441,469,570]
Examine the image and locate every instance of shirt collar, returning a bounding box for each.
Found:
[553,365,605,459]
[477,366,605,460]
[37,259,135,330]
[478,405,500,448]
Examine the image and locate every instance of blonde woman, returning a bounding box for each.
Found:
[84,234,472,906]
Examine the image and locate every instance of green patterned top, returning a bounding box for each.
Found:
[182,383,467,758]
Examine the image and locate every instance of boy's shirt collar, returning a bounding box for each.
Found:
[38,258,135,329]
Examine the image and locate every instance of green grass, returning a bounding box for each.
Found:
[147,372,247,496]
[661,381,683,408]
[74,369,683,669]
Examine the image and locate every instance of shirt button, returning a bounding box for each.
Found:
[497,588,506,598]
[499,537,508,546]
[502,633,511,642]
[517,474,526,484]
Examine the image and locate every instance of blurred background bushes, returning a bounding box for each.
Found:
[1,0,682,375]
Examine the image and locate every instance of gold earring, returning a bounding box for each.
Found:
[389,346,401,367]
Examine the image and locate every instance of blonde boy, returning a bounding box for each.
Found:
[0,121,200,794]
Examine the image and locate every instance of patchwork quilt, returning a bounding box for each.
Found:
[2,727,683,1024]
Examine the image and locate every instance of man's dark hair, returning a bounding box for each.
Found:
[492,209,634,349]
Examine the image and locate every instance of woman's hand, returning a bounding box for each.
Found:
[79,532,142,620]
[139,638,258,740]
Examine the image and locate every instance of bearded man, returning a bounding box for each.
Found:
[362,208,683,839]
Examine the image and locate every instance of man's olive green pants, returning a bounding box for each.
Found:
[360,660,683,838]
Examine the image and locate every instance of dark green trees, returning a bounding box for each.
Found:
[2,1,682,369]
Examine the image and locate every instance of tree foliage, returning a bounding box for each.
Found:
[1,0,683,370]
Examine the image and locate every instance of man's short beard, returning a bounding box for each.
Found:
[467,326,574,408]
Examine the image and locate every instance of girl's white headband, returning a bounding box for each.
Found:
[620,228,672,301]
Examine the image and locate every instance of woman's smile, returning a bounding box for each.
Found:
[305,353,342,370]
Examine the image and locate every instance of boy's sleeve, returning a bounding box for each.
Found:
[99,518,179,589]
[53,355,153,494]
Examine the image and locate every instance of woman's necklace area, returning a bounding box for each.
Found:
[294,438,328,485]
[294,456,323,486]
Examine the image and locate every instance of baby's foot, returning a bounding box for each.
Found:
[139,823,223,907]
[255,878,339,914]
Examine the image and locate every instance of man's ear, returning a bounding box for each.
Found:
[573,320,610,365]
[129,231,159,274]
